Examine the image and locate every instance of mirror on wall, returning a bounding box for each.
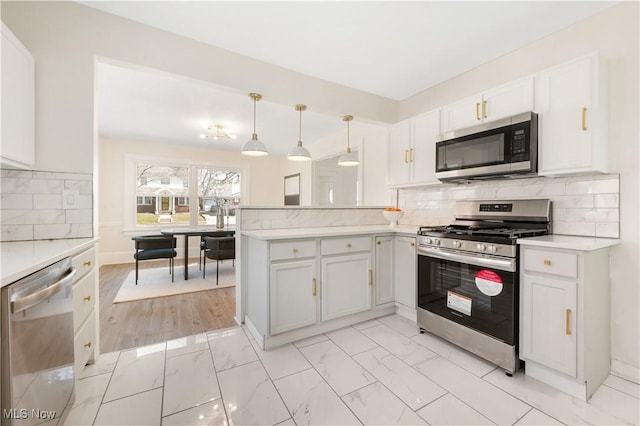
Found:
[312,152,359,206]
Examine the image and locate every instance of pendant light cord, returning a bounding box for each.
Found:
[346,119,351,149]
[298,108,303,141]
[253,97,257,135]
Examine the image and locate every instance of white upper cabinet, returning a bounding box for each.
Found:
[442,76,535,133]
[388,109,441,188]
[1,23,35,169]
[537,53,608,176]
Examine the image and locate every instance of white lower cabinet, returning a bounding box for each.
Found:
[71,244,98,375]
[519,244,611,400]
[393,236,416,309]
[321,253,372,321]
[270,259,317,335]
[374,236,394,306]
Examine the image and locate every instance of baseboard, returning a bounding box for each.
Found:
[611,359,640,384]
[394,303,417,321]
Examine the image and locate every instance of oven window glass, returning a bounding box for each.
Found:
[417,254,516,344]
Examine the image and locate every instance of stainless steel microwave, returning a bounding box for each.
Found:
[435,112,538,182]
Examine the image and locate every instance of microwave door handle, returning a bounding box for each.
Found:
[11,267,77,314]
[417,246,516,272]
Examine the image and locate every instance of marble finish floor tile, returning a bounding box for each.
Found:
[208,327,257,372]
[378,314,421,337]
[217,361,289,426]
[248,338,310,380]
[166,333,210,359]
[515,408,564,425]
[103,343,166,402]
[77,351,120,379]
[352,318,382,330]
[415,356,530,425]
[325,325,379,356]
[363,324,437,366]
[603,374,640,399]
[299,339,375,396]
[412,331,496,377]
[343,381,427,425]
[94,388,162,426]
[416,393,494,425]
[163,349,220,416]
[161,400,227,426]
[274,368,360,426]
[63,373,111,426]
[587,382,639,425]
[353,347,446,410]
[293,333,329,348]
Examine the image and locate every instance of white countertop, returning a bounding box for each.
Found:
[242,225,419,240]
[517,235,619,251]
[1,238,96,287]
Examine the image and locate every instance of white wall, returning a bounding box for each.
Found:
[400,3,639,380]
[99,137,285,264]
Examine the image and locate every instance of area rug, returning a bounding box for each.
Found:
[113,262,235,303]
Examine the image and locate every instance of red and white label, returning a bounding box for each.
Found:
[475,270,503,296]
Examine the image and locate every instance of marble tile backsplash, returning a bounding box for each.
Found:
[240,207,388,231]
[398,174,620,238]
[1,169,93,242]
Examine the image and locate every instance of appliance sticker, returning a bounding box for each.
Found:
[475,269,503,296]
[447,291,472,316]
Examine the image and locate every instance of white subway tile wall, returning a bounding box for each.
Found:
[398,174,620,238]
[1,170,93,241]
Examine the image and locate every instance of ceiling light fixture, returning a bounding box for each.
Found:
[200,124,237,140]
[241,92,268,157]
[338,115,359,166]
[288,104,312,161]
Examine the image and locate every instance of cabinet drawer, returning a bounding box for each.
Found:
[270,240,316,261]
[72,247,95,281]
[73,270,96,332]
[321,236,371,256]
[74,311,96,375]
[523,248,578,279]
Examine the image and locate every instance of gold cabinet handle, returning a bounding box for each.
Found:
[404,149,409,164]
[312,278,317,296]
[377,241,381,245]
[84,341,92,349]
[83,295,91,302]
[83,260,92,267]
[409,148,414,162]
[293,248,299,254]
[410,242,415,247]
[581,107,587,131]
[482,100,488,118]
[543,259,551,266]
[347,243,352,248]
[565,309,572,335]
[369,269,373,286]
[475,102,481,120]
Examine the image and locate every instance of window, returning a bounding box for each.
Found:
[132,161,241,228]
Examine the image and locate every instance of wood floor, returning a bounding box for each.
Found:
[98,260,237,353]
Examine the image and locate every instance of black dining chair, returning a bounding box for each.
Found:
[132,235,177,285]
[202,236,235,284]
[199,232,234,270]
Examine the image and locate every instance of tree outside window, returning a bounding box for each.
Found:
[136,163,190,226]
[197,168,240,226]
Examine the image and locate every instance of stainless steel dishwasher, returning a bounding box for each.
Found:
[1,257,76,426]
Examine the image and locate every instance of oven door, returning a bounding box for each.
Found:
[417,246,517,345]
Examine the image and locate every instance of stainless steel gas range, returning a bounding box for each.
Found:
[416,199,551,374]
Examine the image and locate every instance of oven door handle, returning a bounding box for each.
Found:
[417,246,516,272]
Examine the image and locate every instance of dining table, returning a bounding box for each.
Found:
[160,227,235,280]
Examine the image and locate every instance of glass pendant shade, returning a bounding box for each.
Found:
[338,115,359,166]
[242,93,268,156]
[288,104,311,161]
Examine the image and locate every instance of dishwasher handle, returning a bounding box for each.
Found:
[11,267,77,314]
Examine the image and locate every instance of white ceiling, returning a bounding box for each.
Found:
[90,1,617,155]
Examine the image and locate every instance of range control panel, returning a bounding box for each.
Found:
[479,203,513,213]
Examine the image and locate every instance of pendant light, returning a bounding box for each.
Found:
[288,104,312,161]
[241,93,268,156]
[338,115,359,166]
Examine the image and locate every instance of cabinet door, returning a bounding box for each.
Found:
[520,274,577,377]
[270,259,317,335]
[393,236,416,308]
[482,76,534,123]
[1,24,35,169]
[442,94,482,133]
[538,55,603,175]
[388,120,412,186]
[321,253,372,321]
[374,237,393,306]
[411,110,441,185]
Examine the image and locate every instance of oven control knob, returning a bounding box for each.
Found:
[453,241,462,249]
[477,244,486,251]
[433,238,441,246]
[424,237,433,245]
[488,245,498,253]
